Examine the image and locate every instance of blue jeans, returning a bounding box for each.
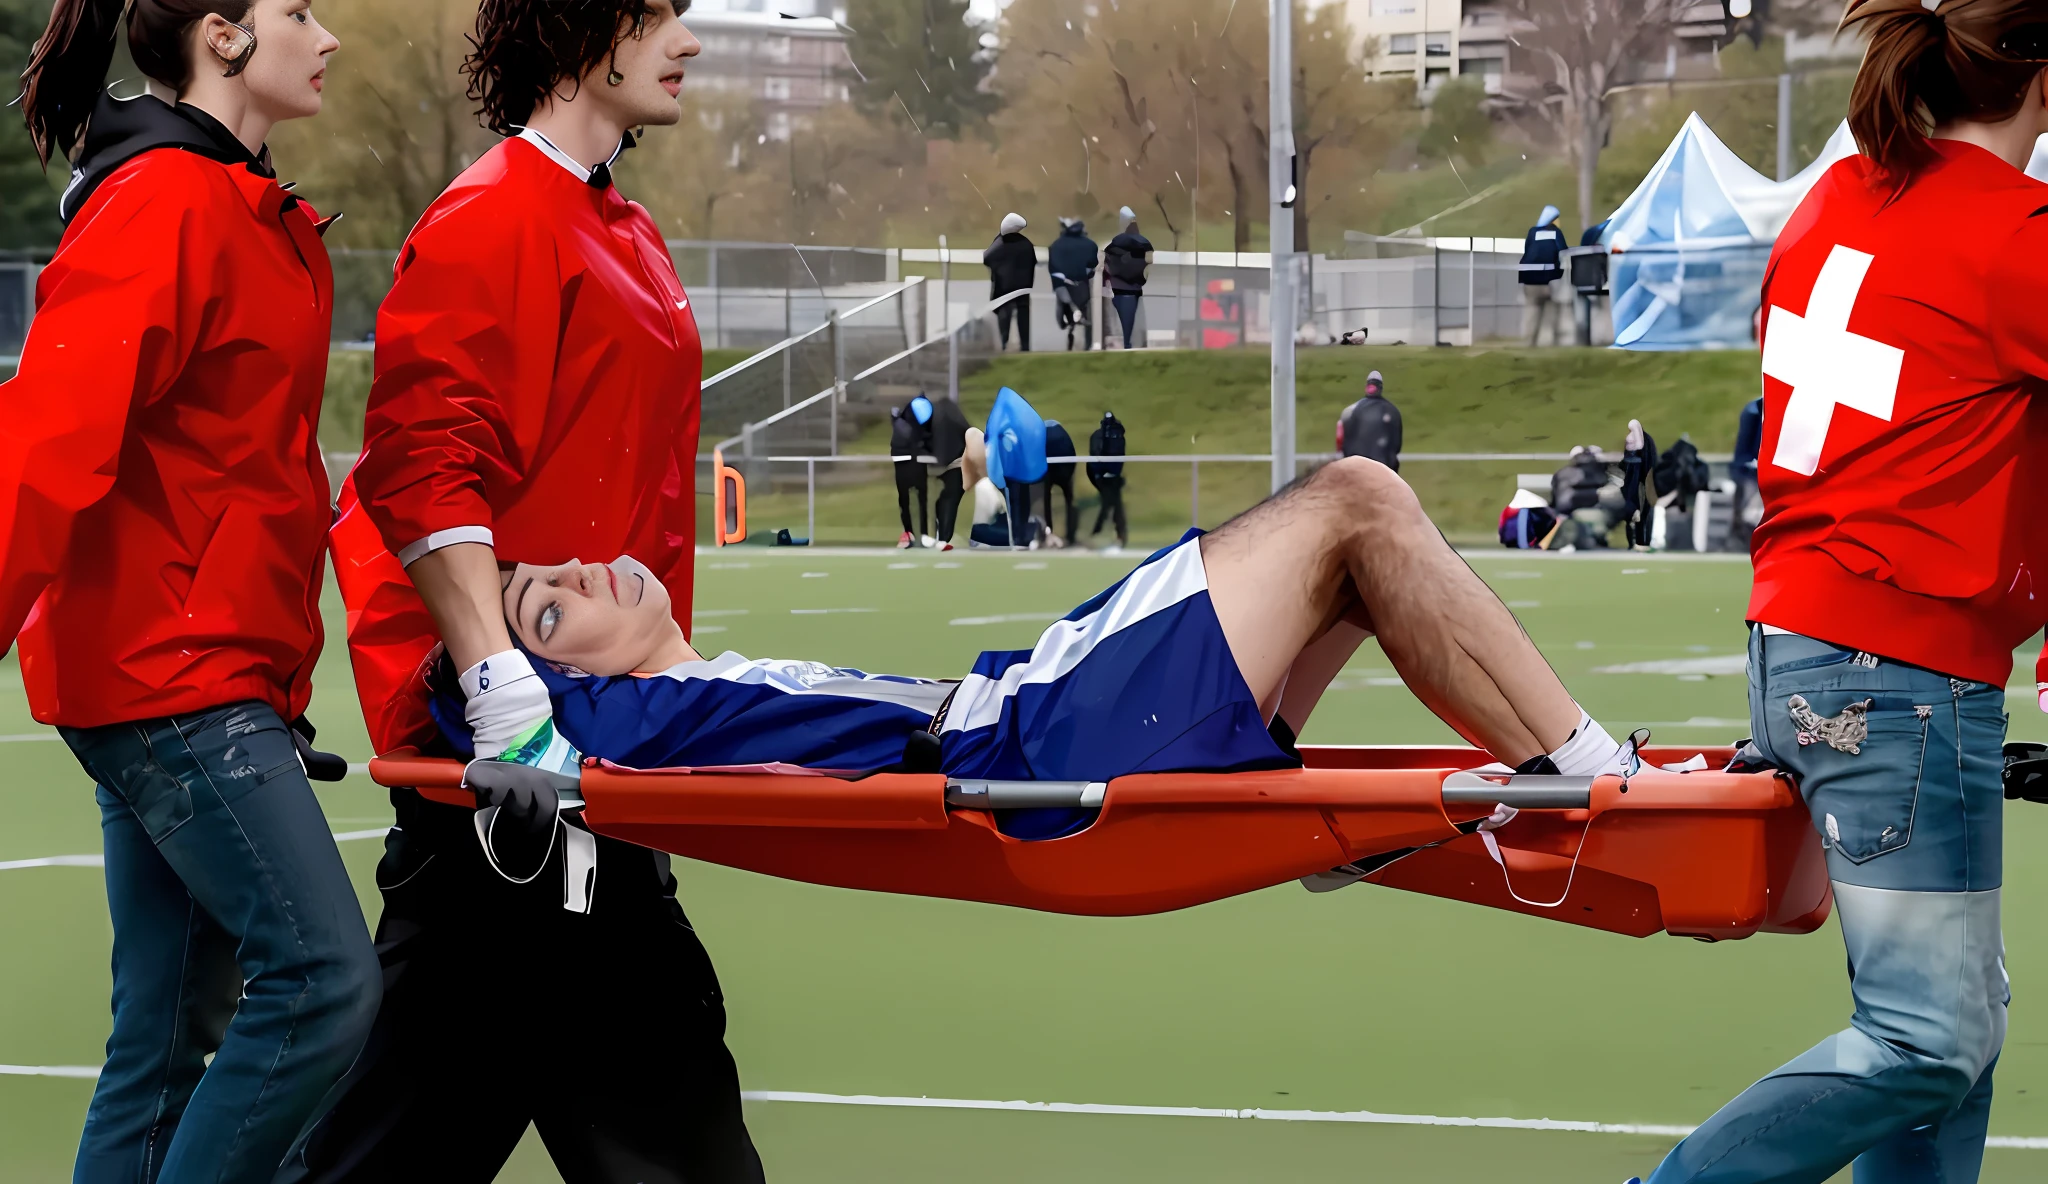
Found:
[59,702,380,1184]
[1112,291,1141,347]
[1649,630,2007,1184]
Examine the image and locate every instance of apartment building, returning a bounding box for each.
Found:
[682,1,855,139]
[1345,0,1742,101]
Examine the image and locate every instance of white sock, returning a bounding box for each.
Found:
[1547,709,1621,777]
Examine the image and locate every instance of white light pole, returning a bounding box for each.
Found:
[1269,0,1296,494]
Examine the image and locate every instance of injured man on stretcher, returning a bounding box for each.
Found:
[439,458,1638,844]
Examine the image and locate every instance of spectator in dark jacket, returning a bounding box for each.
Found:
[985,212,1036,351]
[1519,204,1567,347]
[1336,370,1402,471]
[1048,218,1099,351]
[927,394,970,551]
[890,398,934,548]
[1727,395,1765,551]
[1086,411,1129,551]
[1104,206,1153,349]
[1040,420,1079,546]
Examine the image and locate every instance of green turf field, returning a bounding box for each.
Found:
[5,550,2048,1182]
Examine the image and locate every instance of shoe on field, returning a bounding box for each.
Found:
[896,533,913,549]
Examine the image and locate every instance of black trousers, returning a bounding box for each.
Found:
[996,301,1031,351]
[278,793,764,1184]
[933,467,964,544]
[1091,479,1128,543]
[1039,464,1077,546]
[893,459,927,538]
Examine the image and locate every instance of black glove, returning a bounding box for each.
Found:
[288,715,349,783]
[463,759,579,882]
[2004,742,2048,804]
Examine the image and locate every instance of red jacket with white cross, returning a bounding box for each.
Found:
[1749,141,2048,687]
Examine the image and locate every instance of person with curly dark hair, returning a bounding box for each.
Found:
[277,2,766,1182]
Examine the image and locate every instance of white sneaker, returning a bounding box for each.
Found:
[938,541,954,552]
[920,534,938,548]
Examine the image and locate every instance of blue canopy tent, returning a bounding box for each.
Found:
[1601,114,1856,350]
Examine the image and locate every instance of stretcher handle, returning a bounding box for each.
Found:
[946,779,1107,809]
[1441,772,1593,810]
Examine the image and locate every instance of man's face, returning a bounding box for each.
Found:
[587,0,701,129]
[503,555,673,675]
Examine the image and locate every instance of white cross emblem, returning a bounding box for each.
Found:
[1761,245,1904,477]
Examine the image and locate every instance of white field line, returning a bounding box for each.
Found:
[2,829,388,872]
[0,1075,2038,1147]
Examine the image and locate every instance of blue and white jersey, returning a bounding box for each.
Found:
[431,534,1287,784]
[939,533,1288,782]
[534,653,949,772]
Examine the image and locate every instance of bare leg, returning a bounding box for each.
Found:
[1274,617,1374,736]
[1201,458,1579,765]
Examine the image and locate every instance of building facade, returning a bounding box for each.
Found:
[683,2,854,140]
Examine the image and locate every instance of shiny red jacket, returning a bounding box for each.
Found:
[1751,142,2048,685]
[0,149,334,728]
[342,135,701,753]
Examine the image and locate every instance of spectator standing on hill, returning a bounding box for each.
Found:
[891,396,933,548]
[1087,411,1130,553]
[928,393,970,551]
[1041,420,1079,545]
[1518,204,1567,347]
[1336,370,1402,471]
[1726,395,1764,551]
[985,212,1036,351]
[1049,217,1099,350]
[1104,206,1153,349]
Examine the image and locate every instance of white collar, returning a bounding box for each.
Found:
[514,127,625,185]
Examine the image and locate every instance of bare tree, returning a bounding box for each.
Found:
[1505,0,1694,234]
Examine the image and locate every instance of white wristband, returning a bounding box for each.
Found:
[461,649,553,759]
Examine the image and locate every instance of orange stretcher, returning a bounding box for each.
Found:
[370,743,1831,941]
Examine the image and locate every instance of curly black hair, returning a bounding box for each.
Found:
[465,0,691,136]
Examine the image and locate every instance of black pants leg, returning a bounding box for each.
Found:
[1046,469,1077,544]
[893,460,925,537]
[279,798,763,1184]
[1092,481,1127,544]
[934,468,964,544]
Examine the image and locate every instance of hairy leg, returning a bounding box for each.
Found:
[1201,458,1578,763]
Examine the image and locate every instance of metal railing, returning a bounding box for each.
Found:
[688,449,1742,551]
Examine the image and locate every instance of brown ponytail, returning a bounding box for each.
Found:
[17,0,253,168]
[1845,0,2048,183]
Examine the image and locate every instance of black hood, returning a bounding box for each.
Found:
[1060,221,1087,238]
[61,90,275,224]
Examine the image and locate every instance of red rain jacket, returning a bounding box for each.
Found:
[0,150,334,728]
[1750,142,2048,685]
[339,136,701,754]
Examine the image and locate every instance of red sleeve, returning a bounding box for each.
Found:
[354,206,563,560]
[0,160,208,646]
[1988,211,2048,382]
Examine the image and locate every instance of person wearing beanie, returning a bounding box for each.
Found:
[1104,208,1153,349]
[1336,369,1402,471]
[1518,203,1567,347]
[984,212,1037,351]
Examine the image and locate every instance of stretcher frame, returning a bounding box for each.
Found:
[370,743,1831,941]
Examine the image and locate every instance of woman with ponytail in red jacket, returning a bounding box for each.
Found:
[1647,2,2048,1181]
[0,3,376,1182]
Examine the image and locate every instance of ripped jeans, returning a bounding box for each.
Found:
[1649,629,2008,1184]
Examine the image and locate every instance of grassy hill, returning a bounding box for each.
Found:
[732,344,1762,547]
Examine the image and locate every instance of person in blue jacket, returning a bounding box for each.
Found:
[1518,204,1566,347]
[984,386,1048,547]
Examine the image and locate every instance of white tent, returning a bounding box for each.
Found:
[1602,113,1857,349]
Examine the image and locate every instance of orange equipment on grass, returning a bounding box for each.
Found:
[369,744,1830,941]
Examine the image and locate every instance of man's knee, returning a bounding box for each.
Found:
[1317,456,1421,522]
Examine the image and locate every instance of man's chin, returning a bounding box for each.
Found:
[636,100,685,128]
